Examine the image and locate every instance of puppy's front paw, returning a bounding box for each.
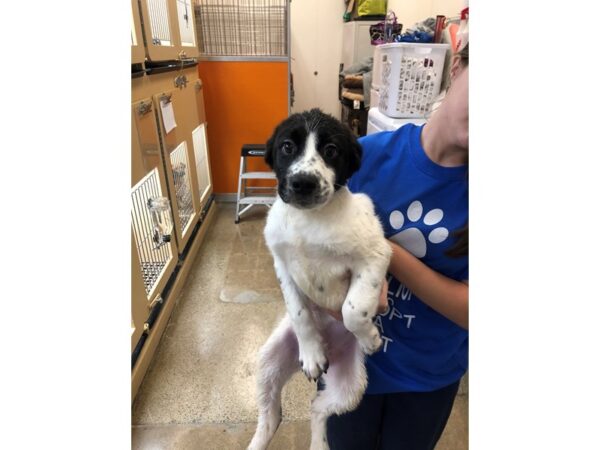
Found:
[358,328,383,355]
[299,343,329,381]
[310,435,330,450]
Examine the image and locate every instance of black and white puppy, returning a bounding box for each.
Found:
[247,109,392,450]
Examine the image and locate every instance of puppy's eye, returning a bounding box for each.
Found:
[281,141,295,155]
[323,144,338,159]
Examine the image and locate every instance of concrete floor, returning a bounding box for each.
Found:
[132,202,468,449]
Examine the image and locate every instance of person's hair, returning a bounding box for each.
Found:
[457,42,468,66]
[446,222,468,258]
[426,43,469,120]
[445,42,469,259]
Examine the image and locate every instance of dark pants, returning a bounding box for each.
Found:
[324,380,460,450]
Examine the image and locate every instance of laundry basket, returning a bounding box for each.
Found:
[378,43,450,118]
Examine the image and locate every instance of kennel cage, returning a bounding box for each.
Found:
[131,168,176,298]
[153,83,205,252]
[131,97,178,282]
[138,0,200,61]
[148,0,172,46]
[132,0,218,399]
[194,0,288,57]
[131,167,179,350]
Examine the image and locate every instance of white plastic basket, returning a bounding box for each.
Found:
[370,87,380,109]
[378,43,450,118]
[372,45,383,91]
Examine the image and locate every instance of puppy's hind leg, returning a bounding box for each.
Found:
[248,315,299,450]
[309,326,367,450]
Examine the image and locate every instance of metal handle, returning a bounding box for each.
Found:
[195,80,203,91]
[159,93,172,104]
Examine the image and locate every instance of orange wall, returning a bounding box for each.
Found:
[198,61,289,194]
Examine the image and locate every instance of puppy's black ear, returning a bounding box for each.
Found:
[265,133,276,169]
[346,131,363,177]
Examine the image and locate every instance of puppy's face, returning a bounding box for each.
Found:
[265,109,362,209]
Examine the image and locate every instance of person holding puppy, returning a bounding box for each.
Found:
[325,43,469,450]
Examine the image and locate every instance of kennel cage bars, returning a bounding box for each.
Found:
[194,0,288,58]
[131,168,176,297]
[132,2,218,399]
[131,97,179,302]
[169,141,195,234]
[148,0,172,45]
[131,167,178,348]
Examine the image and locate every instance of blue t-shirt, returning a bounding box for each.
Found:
[348,124,468,394]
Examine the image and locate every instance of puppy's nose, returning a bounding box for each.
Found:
[290,174,318,195]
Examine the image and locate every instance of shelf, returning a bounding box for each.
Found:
[241,172,276,179]
[239,196,276,205]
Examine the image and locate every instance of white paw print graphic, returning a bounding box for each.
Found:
[389,200,448,258]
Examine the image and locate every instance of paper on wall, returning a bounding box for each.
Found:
[160,99,177,134]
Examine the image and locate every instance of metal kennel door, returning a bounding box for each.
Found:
[153,82,203,252]
[131,99,179,351]
[131,168,178,351]
[139,0,201,61]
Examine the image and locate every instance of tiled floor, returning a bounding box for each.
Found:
[132,202,468,449]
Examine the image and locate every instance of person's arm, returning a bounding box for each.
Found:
[388,239,468,329]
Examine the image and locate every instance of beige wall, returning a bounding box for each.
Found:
[290,0,346,117]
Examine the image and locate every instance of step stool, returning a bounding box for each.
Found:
[235,144,277,224]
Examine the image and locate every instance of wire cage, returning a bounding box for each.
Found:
[131,168,175,296]
[147,0,172,45]
[169,141,195,234]
[194,0,288,56]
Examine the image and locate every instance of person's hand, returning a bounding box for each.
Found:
[326,278,389,321]
[378,277,390,315]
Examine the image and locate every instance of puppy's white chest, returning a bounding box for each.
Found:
[285,244,351,310]
[265,207,353,309]
[265,191,384,311]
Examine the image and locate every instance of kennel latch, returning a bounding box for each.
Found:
[174,74,188,89]
[137,101,153,116]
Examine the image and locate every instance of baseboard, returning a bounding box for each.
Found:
[214,193,237,203]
